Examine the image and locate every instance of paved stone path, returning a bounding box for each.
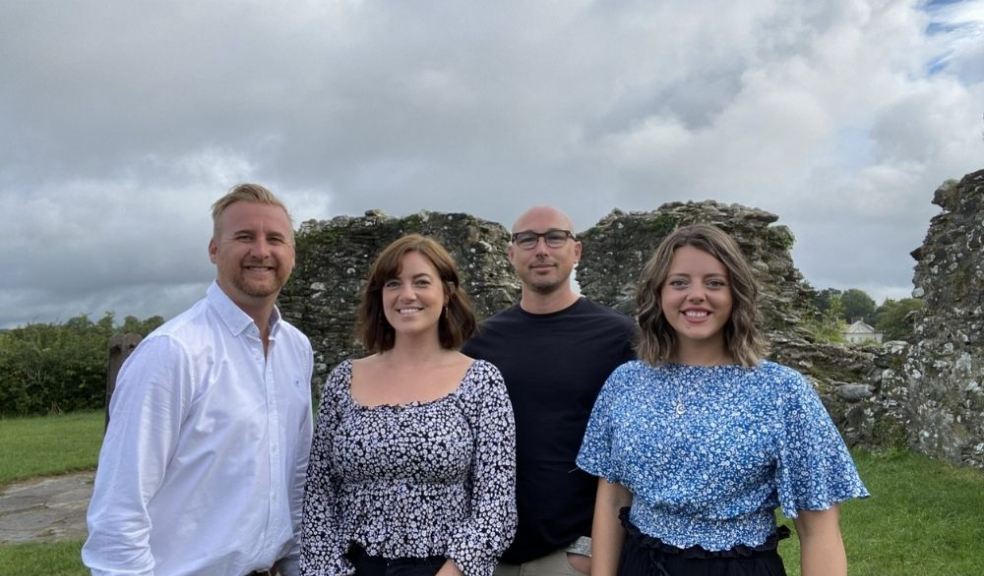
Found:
[0,471,93,544]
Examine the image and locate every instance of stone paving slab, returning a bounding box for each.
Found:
[0,471,93,544]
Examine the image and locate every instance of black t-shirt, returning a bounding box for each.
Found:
[461,298,637,564]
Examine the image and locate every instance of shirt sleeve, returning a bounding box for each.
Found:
[300,363,354,576]
[82,335,192,576]
[575,363,628,482]
[282,338,315,576]
[445,361,517,576]
[774,369,870,518]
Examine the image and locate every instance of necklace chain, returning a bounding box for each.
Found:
[669,364,745,417]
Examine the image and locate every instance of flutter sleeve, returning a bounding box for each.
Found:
[300,361,354,576]
[446,360,517,576]
[576,362,632,483]
[774,368,870,518]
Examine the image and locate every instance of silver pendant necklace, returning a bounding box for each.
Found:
[672,377,691,416]
[674,398,686,415]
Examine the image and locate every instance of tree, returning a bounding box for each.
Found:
[0,312,165,416]
[875,298,924,342]
[813,288,842,314]
[802,290,846,343]
[120,315,165,336]
[840,288,876,324]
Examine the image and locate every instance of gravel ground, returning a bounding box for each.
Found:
[0,471,92,544]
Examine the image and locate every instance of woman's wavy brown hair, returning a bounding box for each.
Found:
[357,234,476,353]
[636,224,765,367]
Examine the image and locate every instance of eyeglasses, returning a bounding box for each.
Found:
[511,229,576,250]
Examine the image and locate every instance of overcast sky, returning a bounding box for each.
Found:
[2,0,983,329]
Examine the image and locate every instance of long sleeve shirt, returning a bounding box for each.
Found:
[83,282,314,576]
[300,359,516,576]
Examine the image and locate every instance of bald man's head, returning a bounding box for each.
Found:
[508,205,581,298]
[511,205,575,234]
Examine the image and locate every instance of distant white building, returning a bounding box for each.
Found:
[842,319,883,344]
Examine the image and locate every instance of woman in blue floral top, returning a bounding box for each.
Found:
[577,224,868,576]
[301,235,517,576]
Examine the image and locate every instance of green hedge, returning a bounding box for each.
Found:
[0,314,162,416]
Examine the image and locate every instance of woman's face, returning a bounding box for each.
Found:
[381,251,446,340]
[660,245,733,351]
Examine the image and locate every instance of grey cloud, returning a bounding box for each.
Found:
[2,1,983,327]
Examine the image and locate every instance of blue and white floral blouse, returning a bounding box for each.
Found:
[576,360,868,551]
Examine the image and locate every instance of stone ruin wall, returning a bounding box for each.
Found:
[279,168,984,469]
[904,170,984,468]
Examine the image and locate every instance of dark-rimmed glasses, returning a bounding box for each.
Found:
[511,229,575,250]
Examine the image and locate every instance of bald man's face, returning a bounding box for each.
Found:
[508,207,581,295]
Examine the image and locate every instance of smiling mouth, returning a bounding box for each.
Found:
[683,310,709,319]
[397,307,423,315]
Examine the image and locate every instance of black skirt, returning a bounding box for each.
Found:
[347,543,446,576]
[617,508,789,576]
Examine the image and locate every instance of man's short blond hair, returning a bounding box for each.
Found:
[211,183,294,239]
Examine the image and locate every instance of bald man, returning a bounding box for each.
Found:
[462,206,637,576]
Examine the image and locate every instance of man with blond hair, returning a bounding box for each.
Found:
[462,206,637,576]
[83,183,314,576]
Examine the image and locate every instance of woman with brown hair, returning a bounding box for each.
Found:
[578,224,867,576]
[301,234,516,576]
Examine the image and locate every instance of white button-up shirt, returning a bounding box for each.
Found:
[83,282,314,576]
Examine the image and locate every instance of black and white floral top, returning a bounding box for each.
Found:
[300,359,517,576]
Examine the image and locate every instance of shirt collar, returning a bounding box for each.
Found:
[207,281,282,338]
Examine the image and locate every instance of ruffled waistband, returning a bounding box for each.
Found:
[619,507,790,560]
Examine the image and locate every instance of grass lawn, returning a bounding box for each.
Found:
[779,448,984,575]
[1,411,103,575]
[1,413,983,574]
[0,542,86,576]
[0,410,104,487]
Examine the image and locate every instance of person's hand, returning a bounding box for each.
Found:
[567,552,591,575]
[436,559,464,576]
